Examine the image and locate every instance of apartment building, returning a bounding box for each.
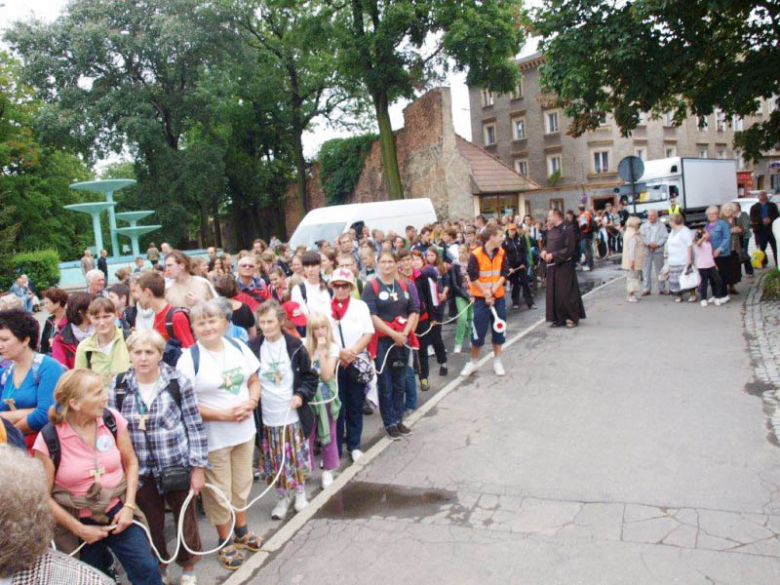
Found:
[469,51,780,218]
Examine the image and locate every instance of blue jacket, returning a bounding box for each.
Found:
[707,220,732,257]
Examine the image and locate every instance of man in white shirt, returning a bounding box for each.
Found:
[639,210,669,295]
[329,268,374,462]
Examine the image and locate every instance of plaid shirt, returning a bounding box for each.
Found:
[108,363,209,488]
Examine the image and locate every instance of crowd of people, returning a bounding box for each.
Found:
[1,190,777,584]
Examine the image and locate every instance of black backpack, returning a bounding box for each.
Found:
[113,371,182,412]
[190,337,243,376]
[162,307,190,366]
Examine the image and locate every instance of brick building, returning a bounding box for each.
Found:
[283,87,539,235]
[469,51,780,218]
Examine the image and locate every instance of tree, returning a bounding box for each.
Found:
[335,0,525,199]
[233,0,368,215]
[531,0,780,161]
[0,51,92,262]
[5,0,241,247]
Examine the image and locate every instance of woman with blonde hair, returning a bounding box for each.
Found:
[108,329,209,585]
[304,311,341,489]
[33,369,161,583]
[621,216,645,303]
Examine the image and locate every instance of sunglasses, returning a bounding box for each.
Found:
[331,283,351,290]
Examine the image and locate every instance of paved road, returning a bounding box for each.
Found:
[224,269,780,584]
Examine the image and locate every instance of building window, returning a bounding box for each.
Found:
[598,113,608,126]
[736,151,745,170]
[481,89,494,108]
[634,147,646,161]
[550,198,564,211]
[698,147,709,159]
[665,146,677,158]
[593,150,610,173]
[770,96,779,113]
[545,111,559,134]
[698,115,709,131]
[513,117,526,140]
[483,123,497,145]
[664,111,675,126]
[547,155,562,176]
[717,149,726,159]
[733,116,743,131]
[715,110,726,132]
[514,159,529,177]
[512,79,523,100]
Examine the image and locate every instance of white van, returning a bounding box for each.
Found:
[288,198,438,249]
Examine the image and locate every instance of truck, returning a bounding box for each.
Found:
[618,157,738,225]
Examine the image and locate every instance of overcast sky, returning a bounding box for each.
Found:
[0,0,541,166]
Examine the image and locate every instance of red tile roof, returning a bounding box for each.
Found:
[455,135,541,194]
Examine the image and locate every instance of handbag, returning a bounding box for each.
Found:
[336,321,375,385]
[160,465,191,493]
[678,264,701,290]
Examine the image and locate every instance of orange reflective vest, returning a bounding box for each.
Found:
[469,246,506,298]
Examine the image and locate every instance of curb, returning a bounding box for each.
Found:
[225,275,624,584]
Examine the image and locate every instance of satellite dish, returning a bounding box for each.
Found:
[618,156,645,182]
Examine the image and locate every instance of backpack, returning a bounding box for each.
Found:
[298,282,333,306]
[190,336,243,376]
[85,328,132,370]
[162,307,190,366]
[370,277,409,298]
[40,408,118,473]
[112,371,182,413]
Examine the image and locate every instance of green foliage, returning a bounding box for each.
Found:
[763,269,780,302]
[547,169,561,187]
[319,134,378,205]
[530,0,780,162]
[0,51,92,261]
[0,249,61,291]
[333,0,526,199]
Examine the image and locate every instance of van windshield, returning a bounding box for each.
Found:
[289,222,347,250]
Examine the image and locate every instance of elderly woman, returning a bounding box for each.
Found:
[249,301,318,520]
[75,298,131,389]
[621,216,645,303]
[176,300,262,572]
[107,329,208,585]
[33,369,161,584]
[0,309,64,449]
[704,205,733,303]
[664,213,696,302]
[52,292,94,369]
[0,443,114,584]
[720,203,744,296]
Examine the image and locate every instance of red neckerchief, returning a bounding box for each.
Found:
[332,296,350,322]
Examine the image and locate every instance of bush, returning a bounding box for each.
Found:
[318,134,378,205]
[0,250,61,291]
[763,268,780,302]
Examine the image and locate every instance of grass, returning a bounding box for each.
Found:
[762,268,780,302]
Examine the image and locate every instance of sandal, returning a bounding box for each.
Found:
[218,545,244,571]
[565,320,576,329]
[234,530,263,552]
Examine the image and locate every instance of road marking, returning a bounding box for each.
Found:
[226,275,624,584]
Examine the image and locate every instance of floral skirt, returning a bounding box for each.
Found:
[261,421,311,493]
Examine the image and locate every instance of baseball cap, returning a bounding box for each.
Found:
[282,301,307,328]
[329,268,356,289]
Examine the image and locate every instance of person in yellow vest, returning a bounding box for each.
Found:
[460,225,509,378]
[668,195,683,217]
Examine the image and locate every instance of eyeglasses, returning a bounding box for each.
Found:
[238,264,255,269]
[331,283,351,289]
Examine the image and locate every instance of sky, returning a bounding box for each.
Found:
[0,0,479,165]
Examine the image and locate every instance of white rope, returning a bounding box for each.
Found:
[414,299,474,338]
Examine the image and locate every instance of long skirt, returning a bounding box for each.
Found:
[667,264,686,294]
[261,421,311,494]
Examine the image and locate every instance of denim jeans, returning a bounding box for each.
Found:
[404,366,417,411]
[336,369,364,456]
[374,337,407,428]
[79,503,163,585]
[579,237,594,269]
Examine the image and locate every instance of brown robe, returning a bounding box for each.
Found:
[544,223,586,325]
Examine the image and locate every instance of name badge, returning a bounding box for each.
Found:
[378,291,390,301]
[96,435,114,453]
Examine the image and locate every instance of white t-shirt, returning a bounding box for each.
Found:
[666,226,694,266]
[98,337,116,356]
[258,336,298,427]
[177,338,260,452]
[331,298,375,349]
[291,281,332,316]
[137,380,159,410]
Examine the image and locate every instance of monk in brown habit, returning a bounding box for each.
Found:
[541,208,586,328]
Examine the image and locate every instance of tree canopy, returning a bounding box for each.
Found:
[531,0,780,161]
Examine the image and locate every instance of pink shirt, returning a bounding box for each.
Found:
[694,240,716,269]
[34,409,128,518]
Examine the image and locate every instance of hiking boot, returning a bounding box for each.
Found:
[386,425,402,440]
[397,422,412,436]
[271,495,291,520]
